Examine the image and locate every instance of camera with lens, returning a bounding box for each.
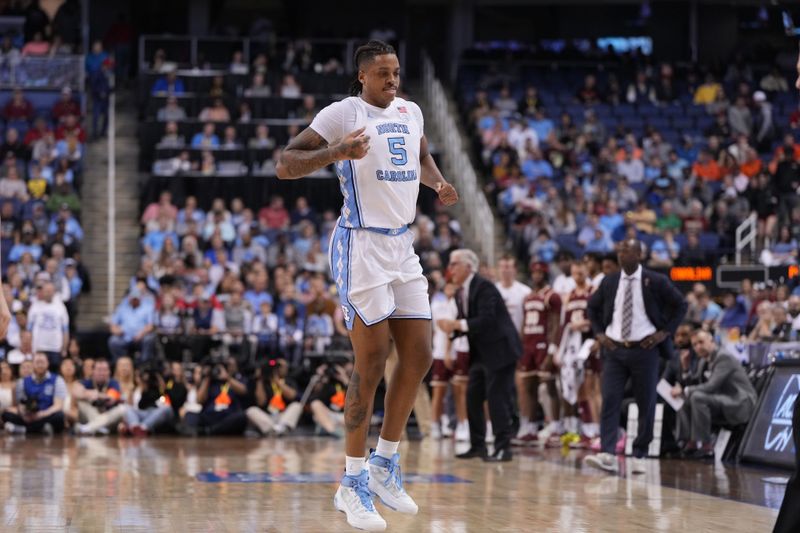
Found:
[202,354,227,381]
[20,396,37,413]
[141,360,163,389]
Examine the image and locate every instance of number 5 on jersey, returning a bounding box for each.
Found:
[388,137,407,166]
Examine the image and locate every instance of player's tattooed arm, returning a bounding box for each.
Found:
[276,126,370,180]
[419,134,458,206]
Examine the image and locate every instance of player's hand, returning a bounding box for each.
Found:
[435,182,458,206]
[436,319,457,334]
[444,356,454,371]
[671,384,683,398]
[331,127,370,160]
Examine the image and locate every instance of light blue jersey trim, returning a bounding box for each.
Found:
[336,159,362,228]
[337,222,409,237]
[390,314,433,320]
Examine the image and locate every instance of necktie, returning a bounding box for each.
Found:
[621,277,634,341]
[456,288,466,319]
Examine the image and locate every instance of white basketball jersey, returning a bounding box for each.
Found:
[309,96,424,230]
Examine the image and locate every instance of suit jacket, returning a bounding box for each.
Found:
[587,267,688,359]
[688,350,758,422]
[456,274,522,371]
[661,349,702,387]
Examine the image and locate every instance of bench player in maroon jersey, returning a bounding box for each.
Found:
[513,262,562,446]
[558,261,596,446]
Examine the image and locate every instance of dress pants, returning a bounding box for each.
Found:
[677,391,753,443]
[600,346,660,458]
[466,361,515,452]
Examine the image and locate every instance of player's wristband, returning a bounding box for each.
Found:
[547,343,558,356]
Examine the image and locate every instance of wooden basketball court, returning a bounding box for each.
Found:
[0,435,781,531]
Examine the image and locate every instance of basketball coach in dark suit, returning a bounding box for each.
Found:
[437,248,520,462]
[584,238,687,473]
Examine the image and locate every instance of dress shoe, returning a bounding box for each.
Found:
[483,448,513,462]
[455,447,488,459]
[683,443,714,460]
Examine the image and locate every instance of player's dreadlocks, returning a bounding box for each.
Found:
[349,40,396,96]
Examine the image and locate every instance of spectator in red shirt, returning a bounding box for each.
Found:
[258,196,290,232]
[23,117,52,146]
[3,88,33,122]
[52,87,81,124]
[55,115,86,143]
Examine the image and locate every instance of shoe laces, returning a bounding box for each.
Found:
[349,474,376,512]
[382,453,404,492]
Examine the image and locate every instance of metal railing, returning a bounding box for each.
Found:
[421,53,496,266]
[107,72,116,316]
[0,55,85,90]
[139,35,407,75]
[735,212,757,265]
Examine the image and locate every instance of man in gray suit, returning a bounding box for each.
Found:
[674,329,757,459]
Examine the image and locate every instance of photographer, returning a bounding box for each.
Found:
[2,352,67,435]
[73,358,127,436]
[245,358,300,436]
[122,361,185,437]
[184,355,248,436]
[307,360,352,437]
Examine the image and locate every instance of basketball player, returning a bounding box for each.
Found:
[558,262,596,444]
[514,262,562,446]
[276,40,458,532]
[430,282,469,440]
[495,254,531,334]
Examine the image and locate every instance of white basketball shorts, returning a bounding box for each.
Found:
[329,223,431,330]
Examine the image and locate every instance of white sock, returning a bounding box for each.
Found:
[345,455,365,477]
[375,437,400,459]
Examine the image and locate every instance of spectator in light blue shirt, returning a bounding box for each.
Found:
[108,288,156,364]
[584,228,614,254]
[191,123,220,149]
[521,149,554,181]
[48,206,83,241]
[8,225,42,262]
[719,291,750,331]
[529,229,558,264]
[649,231,681,267]
[599,201,624,236]
[245,277,273,312]
[529,109,554,144]
[577,214,606,248]
[142,221,179,259]
[666,150,689,180]
[64,259,83,300]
